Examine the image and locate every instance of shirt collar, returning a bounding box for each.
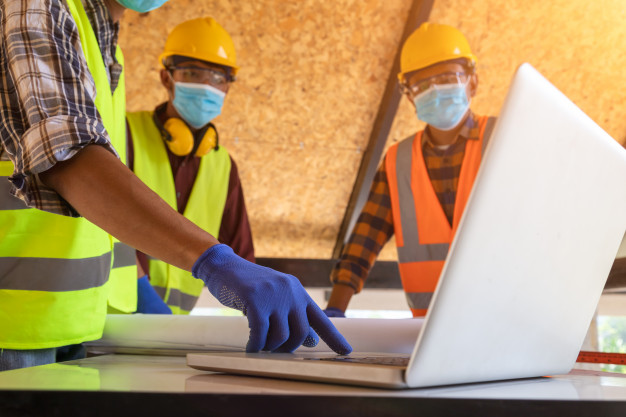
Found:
[83,0,120,47]
[82,0,122,91]
[422,111,480,150]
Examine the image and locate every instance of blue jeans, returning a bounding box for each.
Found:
[0,348,56,371]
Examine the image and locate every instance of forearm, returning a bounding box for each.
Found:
[40,145,218,271]
[326,283,356,311]
[329,163,395,307]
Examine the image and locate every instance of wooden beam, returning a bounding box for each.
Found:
[332,0,435,257]
[257,257,626,293]
[256,258,401,289]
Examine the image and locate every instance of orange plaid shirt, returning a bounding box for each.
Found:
[331,113,483,292]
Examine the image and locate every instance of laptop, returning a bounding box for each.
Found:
[187,63,626,389]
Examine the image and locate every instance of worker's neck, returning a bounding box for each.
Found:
[102,0,126,23]
[427,114,469,147]
[163,102,200,133]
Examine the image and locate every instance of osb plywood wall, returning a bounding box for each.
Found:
[119,0,626,262]
[119,0,412,259]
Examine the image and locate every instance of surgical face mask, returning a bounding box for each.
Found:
[413,82,470,131]
[172,82,225,129]
[115,0,169,13]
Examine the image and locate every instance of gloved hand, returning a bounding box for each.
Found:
[192,244,352,354]
[136,275,172,314]
[323,307,346,318]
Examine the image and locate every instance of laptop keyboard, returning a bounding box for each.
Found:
[303,356,410,367]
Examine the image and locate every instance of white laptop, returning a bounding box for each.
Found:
[187,63,626,389]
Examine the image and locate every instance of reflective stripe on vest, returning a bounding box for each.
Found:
[0,0,129,349]
[150,280,199,313]
[127,111,231,314]
[386,116,495,317]
[107,239,137,313]
[113,241,136,269]
[0,255,111,291]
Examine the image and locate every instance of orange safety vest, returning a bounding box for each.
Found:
[385,116,495,317]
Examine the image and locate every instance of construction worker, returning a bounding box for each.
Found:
[0,0,142,364]
[127,17,255,314]
[325,23,496,318]
[0,0,351,372]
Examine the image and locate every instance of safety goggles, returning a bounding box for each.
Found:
[167,66,233,89]
[400,72,470,98]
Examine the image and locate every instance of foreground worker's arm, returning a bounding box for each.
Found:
[41,146,212,271]
[325,284,356,317]
[40,145,351,354]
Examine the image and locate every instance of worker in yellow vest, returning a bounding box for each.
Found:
[127,17,255,315]
[0,0,351,372]
[325,23,496,318]
[0,14,137,321]
[0,0,139,366]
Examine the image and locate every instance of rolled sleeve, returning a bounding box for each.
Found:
[0,0,118,215]
[12,115,117,216]
[330,163,395,293]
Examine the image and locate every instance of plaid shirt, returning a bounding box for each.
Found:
[0,0,121,216]
[331,113,484,292]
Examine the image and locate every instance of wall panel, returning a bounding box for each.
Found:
[119,0,626,262]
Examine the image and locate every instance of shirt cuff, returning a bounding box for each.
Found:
[9,115,119,216]
[330,270,363,294]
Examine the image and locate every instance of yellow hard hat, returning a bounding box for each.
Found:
[159,17,239,75]
[398,23,476,82]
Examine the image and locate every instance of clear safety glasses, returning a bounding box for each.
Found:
[168,66,233,89]
[400,72,470,98]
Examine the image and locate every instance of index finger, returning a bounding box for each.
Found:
[306,304,352,355]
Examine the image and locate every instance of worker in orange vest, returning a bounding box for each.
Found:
[325,23,496,318]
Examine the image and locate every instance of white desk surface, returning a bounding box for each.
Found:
[1,354,625,416]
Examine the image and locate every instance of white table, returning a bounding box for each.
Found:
[1,354,625,416]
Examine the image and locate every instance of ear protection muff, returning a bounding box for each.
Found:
[152,105,219,157]
[192,123,218,157]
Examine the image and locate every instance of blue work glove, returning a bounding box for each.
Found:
[323,307,346,318]
[192,244,352,354]
[136,275,172,314]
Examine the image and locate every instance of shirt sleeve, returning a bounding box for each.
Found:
[0,0,118,216]
[218,157,256,263]
[330,160,395,293]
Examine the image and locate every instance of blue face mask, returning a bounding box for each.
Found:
[413,82,470,131]
[115,0,169,13]
[172,82,225,129]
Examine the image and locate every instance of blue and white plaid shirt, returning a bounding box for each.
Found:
[0,0,121,216]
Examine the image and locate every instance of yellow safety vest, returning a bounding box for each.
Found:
[67,0,138,314]
[126,111,231,314]
[0,0,133,349]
